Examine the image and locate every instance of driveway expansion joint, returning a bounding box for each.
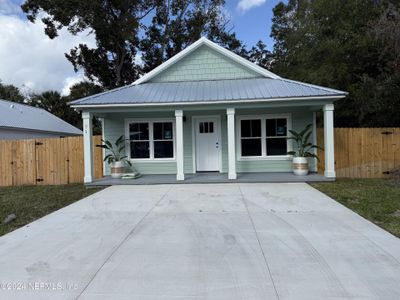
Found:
[74,185,174,300]
[237,184,280,300]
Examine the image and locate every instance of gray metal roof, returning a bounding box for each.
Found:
[0,99,82,135]
[70,78,347,106]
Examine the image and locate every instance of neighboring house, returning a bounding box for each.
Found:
[70,37,346,183]
[0,99,82,140]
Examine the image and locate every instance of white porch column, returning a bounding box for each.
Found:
[82,111,94,183]
[312,111,318,172]
[175,110,185,181]
[226,108,237,179]
[323,104,336,178]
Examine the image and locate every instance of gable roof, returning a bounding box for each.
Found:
[0,99,82,135]
[133,37,281,85]
[69,37,347,108]
[70,78,347,107]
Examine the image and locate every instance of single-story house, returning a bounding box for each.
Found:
[70,37,346,183]
[0,99,82,140]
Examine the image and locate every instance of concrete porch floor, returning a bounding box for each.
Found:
[87,172,333,186]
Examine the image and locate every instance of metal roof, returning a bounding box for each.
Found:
[70,78,347,107]
[0,99,82,135]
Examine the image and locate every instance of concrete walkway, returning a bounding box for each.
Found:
[0,183,399,300]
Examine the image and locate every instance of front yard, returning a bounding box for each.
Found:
[0,184,102,236]
[311,179,400,237]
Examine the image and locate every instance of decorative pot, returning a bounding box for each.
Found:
[292,157,309,176]
[110,161,125,178]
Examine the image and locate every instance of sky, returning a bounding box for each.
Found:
[0,0,282,95]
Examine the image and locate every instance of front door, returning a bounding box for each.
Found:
[195,117,220,172]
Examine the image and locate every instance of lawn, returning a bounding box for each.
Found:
[311,179,400,237]
[0,184,102,236]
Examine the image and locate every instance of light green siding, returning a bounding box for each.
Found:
[149,45,260,83]
[102,107,316,175]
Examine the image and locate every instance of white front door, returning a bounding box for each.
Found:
[195,117,220,172]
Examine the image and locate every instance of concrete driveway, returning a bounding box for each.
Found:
[0,183,399,300]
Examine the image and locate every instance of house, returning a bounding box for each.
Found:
[0,99,82,140]
[70,37,346,183]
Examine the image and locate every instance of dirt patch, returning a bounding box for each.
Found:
[390,210,400,218]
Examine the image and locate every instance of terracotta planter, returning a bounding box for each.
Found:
[110,161,125,178]
[292,157,309,176]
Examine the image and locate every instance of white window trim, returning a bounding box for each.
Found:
[236,114,293,161]
[124,118,176,162]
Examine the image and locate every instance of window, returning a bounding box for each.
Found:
[130,123,149,158]
[153,122,173,158]
[239,116,290,158]
[199,122,214,134]
[128,120,174,160]
[266,118,288,156]
[240,119,262,156]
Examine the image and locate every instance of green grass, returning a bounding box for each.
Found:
[311,179,400,237]
[0,184,102,236]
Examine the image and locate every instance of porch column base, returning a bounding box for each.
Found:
[324,170,336,178]
[175,109,185,181]
[84,176,93,184]
[226,108,237,180]
[228,172,237,180]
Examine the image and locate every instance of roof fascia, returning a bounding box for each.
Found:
[71,95,345,109]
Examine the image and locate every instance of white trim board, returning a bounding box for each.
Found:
[71,95,345,109]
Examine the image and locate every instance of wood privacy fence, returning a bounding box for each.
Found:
[317,128,400,178]
[0,128,399,186]
[0,136,103,186]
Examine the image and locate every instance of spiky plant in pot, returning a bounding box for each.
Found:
[97,135,131,178]
[287,124,322,175]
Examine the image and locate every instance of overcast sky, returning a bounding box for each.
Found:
[0,0,281,95]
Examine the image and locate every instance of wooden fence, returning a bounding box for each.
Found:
[0,136,103,186]
[317,128,400,178]
[0,128,399,186]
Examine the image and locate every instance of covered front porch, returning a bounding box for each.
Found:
[81,102,336,184]
[86,172,333,186]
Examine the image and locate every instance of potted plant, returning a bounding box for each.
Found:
[97,135,131,178]
[287,124,322,175]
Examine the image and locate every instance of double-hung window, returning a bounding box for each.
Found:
[240,119,262,156]
[128,120,174,160]
[239,115,290,159]
[266,118,288,156]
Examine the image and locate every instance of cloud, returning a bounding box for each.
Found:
[61,75,87,96]
[0,13,95,95]
[237,0,266,13]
